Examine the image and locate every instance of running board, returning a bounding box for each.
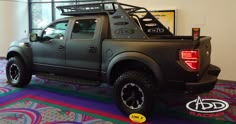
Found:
[36,73,100,86]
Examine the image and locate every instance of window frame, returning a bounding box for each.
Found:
[70,19,97,40]
[41,20,69,40]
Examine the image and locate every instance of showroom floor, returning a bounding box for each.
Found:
[0,59,235,124]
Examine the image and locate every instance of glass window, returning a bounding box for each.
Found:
[29,0,107,33]
[42,21,68,40]
[55,3,72,19]
[31,3,52,29]
[71,19,97,39]
[31,0,51,2]
[54,0,74,1]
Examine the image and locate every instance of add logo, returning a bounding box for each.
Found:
[186,96,229,118]
[129,113,146,123]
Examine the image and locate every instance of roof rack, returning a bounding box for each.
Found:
[57,0,173,38]
[56,0,145,16]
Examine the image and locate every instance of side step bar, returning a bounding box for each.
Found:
[36,73,101,86]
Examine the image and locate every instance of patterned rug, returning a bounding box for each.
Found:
[0,59,235,124]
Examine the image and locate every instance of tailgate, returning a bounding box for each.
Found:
[197,36,211,77]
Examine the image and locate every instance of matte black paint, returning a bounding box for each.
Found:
[7,2,220,93]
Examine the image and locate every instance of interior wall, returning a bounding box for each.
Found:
[118,0,236,81]
[0,0,28,57]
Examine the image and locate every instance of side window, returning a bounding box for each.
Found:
[42,21,68,40]
[71,19,96,39]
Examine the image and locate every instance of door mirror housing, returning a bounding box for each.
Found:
[29,33,40,42]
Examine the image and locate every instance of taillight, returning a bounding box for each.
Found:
[180,50,199,70]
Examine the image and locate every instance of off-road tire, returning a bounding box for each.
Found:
[6,57,32,87]
[114,71,155,117]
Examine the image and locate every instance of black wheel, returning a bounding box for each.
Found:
[6,57,32,87]
[114,71,155,116]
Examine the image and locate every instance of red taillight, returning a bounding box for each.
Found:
[180,50,199,70]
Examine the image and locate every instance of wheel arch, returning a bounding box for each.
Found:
[107,52,163,87]
[7,47,32,70]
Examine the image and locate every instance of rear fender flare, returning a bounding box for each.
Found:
[107,52,163,85]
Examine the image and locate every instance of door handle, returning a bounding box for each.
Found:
[89,46,97,53]
[58,45,65,50]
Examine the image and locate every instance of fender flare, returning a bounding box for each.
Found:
[107,52,163,84]
[7,46,32,70]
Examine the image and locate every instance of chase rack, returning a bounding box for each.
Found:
[57,0,146,15]
[57,0,172,39]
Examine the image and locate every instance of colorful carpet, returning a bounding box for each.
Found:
[0,59,235,124]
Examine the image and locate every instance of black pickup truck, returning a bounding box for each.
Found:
[6,2,220,116]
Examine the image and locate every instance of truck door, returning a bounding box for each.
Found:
[65,17,102,79]
[32,20,69,73]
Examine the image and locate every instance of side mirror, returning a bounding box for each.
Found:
[29,33,40,42]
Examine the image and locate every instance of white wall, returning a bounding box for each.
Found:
[119,0,236,80]
[0,0,28,57]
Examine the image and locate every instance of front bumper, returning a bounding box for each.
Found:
[185,64,221,94]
